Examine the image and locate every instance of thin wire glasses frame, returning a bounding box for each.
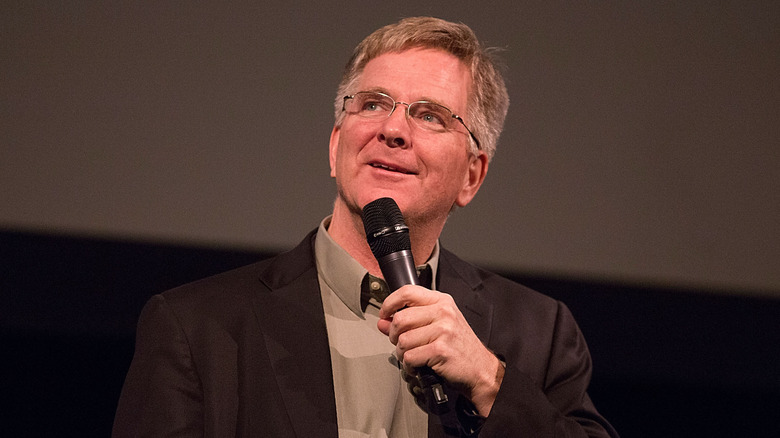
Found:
[342,91,481,150]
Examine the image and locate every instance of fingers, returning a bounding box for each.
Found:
[378,285,504,415]
[377,285,427,336]
[389,311,463,370]
[385,304,436,344]
[378,285,442,320]
[378,286,456,343]
[401,367,428,411]
[376,316,392,336]
[378,286,460,368]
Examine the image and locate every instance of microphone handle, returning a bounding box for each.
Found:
[377,250,419,290]
[377,251,450,413]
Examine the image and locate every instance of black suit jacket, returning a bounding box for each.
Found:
[113,230,618,437]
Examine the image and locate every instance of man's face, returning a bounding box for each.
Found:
[329,48,488,225]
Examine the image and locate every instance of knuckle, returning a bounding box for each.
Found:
[396,332,407,350]
[392,309,408,327]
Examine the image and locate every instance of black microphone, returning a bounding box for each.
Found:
[362,197,449,413]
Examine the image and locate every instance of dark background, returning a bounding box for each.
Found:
[2,230,779,437]
[2,1,779,436]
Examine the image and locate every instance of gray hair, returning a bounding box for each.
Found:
[333,17,509,161]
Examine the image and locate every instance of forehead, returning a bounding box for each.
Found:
[356,48,471,112]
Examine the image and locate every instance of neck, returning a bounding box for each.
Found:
[328,197,443,277]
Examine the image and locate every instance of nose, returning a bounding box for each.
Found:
[376,103,411,148]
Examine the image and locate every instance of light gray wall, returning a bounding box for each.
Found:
[3,1,778,296]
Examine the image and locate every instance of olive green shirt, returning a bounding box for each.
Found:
[314,216,439,437]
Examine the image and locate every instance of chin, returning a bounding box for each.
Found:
[337,190,400,216]
[356,189,409,210]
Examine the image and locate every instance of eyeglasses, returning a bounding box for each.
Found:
[342,91,481,150]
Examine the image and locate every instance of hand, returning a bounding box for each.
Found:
[400,367,428,412]
[377,285,504,416]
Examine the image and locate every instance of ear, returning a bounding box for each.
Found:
[328,125,340,178]
[455,151,489,208]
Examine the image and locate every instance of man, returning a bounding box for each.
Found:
[113,17,618,437]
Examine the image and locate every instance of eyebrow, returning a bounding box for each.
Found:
[361,86,391,96]
[360,88,450,108]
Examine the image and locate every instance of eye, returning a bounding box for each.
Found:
[419,113,445,126]
[357,93,393,113]
[362,100,384,112]
[411,103,450,129]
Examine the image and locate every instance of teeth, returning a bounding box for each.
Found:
[373,163,399,172]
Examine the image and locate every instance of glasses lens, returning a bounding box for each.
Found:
[408,102,453,132]
[343,92,475,145]
[345,92,394,117]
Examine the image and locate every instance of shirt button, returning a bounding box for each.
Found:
[370,281,382,291]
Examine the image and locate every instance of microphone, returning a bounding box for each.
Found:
[362,197,449,413]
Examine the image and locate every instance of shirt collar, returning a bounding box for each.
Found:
[314,216,440,318]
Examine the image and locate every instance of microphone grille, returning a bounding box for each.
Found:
[362,198,412,258]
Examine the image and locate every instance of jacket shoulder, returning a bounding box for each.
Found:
[158,229,318,318]
[439,247,560,312]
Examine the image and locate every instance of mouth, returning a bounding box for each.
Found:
[370,162,415,174]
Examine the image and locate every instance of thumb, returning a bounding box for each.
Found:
[377,316,392,336]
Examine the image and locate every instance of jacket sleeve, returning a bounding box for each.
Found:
[479,301,619,438]
[112,295,206,437]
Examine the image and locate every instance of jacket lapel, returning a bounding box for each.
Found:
[252,231,339,437]
[438,248,493,345]
[427,249,495,437]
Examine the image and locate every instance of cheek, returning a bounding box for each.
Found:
[341,119,377,145]
[333,126,376,174]
[426,149,467,179]
[433,158,473,196]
